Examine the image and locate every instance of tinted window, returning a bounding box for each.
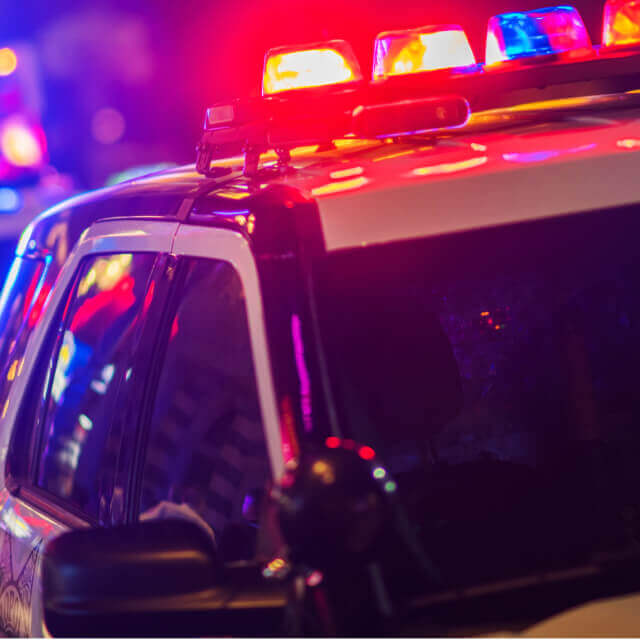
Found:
[139,258,268,561]
[314,205,640,590]
[36,253,156,520]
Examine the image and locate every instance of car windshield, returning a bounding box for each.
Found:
[313,203,640,591]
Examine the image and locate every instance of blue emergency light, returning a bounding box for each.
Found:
[485,6,591,65]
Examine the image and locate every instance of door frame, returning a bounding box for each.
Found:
[170,224,284,481]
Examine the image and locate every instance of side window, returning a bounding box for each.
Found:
[35,253,157,520]
[139,258,269,562]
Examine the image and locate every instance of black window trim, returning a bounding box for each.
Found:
[125,254,188,524]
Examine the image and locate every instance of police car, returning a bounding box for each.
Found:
[0,2,640,636]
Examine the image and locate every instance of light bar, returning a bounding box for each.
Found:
[262,40,362,95]
[603,0,640,47]
[485,6,591,65]
[372,25,476,80]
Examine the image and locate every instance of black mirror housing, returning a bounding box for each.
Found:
[274,445,392,571]
[42,519,220,637]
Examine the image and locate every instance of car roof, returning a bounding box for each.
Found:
[19,166,216,262]
[21,103,640,262]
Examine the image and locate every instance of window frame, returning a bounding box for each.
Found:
[2,219,179,527]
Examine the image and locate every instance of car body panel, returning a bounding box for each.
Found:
[314,136,640,251]
[0,220,178,636]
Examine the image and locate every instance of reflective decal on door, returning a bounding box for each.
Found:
[0,535,41,637]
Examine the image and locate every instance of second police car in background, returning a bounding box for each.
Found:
[0,0,639,635]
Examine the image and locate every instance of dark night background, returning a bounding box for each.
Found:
[1,0,605,189]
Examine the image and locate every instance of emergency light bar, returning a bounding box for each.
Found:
[372,25,476,80]
[485,6,591,65]
[262,41,362,95]
[196,0,640,178]
[197,89,469,176]
[603,0,640,47]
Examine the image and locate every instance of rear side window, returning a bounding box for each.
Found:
[138,258,269,561]
[35,253,156,520]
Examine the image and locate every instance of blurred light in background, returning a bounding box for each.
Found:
[1,119,44,167]
[0,188,22,213]
[91,107,126,145]
[0,48,17,76]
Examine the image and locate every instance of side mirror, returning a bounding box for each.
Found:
[272,445,395,635]
[42,519,221,637]
[273,445,392,571]
[272,444,440,636]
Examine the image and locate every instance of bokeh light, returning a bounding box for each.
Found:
[0,48,17,76]
[1,121,43,167]
[91,107,126,145]
[0,188,22,212]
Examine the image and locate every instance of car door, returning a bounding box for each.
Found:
[0,219,177,636]
[129,224,284,566]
